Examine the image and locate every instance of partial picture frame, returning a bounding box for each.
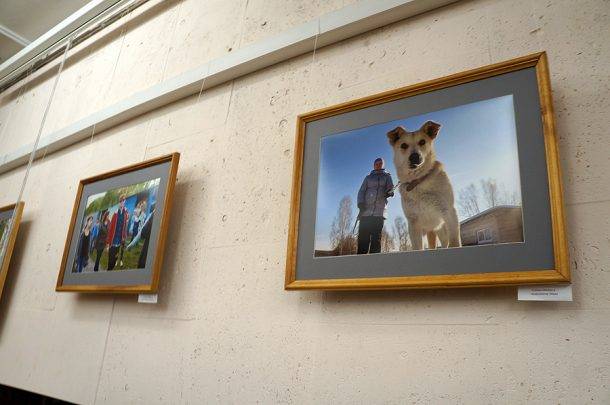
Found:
[0,202,25,301]
[285,52,569,290]
[56,153,180,293]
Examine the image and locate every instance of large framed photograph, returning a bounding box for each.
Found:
[285,52,569,290]
[0,202,24,300]
[56,153,180,293]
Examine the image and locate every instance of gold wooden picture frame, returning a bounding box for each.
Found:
[56,153,180,293]
[285,52,569,290]
[0,202,25,301]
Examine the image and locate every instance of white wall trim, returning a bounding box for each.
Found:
[0,0,458,175]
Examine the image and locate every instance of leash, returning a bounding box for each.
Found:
[351,216,360,236]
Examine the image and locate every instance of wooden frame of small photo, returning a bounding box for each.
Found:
[56,153,180,293]
[0,202,25,301]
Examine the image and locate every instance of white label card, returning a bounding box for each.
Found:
[138,293,159,304]
[518,284,572,301]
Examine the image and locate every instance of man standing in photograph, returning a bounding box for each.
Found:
[127,202,155,269]
[106,194,129,270]
[357,157,394,254]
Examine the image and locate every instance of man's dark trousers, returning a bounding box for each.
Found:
[357,216,384,254]
[108,245,119,270]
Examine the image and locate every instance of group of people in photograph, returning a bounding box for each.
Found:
[74,195,154,273]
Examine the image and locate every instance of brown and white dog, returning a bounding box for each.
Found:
[387,121,461,250]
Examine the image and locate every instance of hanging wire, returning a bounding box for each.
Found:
[0,66,34,160]
[140,119,154,161]
[159,0,184,83]
[103,23,128,100]
[195,63,210,105]
[0,66,33,262]
[139,0,186,163]
[89,123,97,145]
[90,10,131,148]
[311,20,320,65]
[0,39,72,259]
[307,20,320,114]
[15,39,73,210]
[89,24,125,147]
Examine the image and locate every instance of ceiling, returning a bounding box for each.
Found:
[0,0,91,64]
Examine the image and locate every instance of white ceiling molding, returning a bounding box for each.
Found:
[0,0,459,175]
[0,23,31,47]
[0,0,150,92]
[0,0,123,84]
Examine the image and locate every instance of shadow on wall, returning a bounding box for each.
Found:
[315,282,574,312]
[132,177,196,310]
[0,383,72,404]
[0,178,201,328]
[75,176,203,314]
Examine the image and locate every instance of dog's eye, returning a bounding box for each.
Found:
[400,143,408,150]
[418,139,426,146]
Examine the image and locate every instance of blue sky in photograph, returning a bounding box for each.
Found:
[314,94,522,250]
[83,179,160,233]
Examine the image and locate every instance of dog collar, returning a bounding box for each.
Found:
[402,161,441,192]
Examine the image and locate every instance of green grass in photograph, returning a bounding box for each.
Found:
[79,239,146,272]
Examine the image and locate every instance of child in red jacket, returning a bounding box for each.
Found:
[106,194,129,270]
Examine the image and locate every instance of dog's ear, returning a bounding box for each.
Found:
[420,121,441,139]
[387,126,406,145]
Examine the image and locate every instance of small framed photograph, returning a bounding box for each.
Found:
[0,202,25,300]
[285,52,569,290]
[56,153,180,293]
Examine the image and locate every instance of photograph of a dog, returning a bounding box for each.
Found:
[314,94,524,257]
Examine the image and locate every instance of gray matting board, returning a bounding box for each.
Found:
[296,67,554,280]
[62,161,171,286]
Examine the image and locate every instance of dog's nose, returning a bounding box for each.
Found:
[409,153,421,165]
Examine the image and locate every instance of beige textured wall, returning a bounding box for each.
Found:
[0,0,609,403]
